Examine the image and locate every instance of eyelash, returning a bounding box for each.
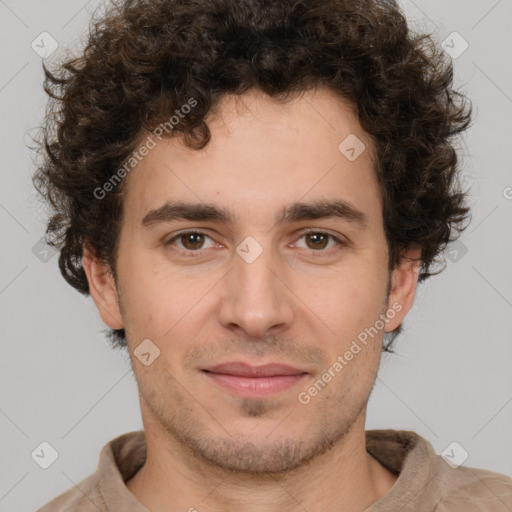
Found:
[164,229,345,257]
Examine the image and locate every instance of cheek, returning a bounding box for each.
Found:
[125,281,180,340]
[295,264,387,332]
[117,253,172,340]
[120,257,218,344]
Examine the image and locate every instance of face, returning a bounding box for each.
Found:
[84,86,419,474]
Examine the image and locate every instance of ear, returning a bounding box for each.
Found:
[384,246,422,332]
[82,245,124,330]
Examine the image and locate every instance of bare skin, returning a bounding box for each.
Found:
[83,86,419,512]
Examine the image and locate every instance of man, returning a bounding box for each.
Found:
[34,0,512,510]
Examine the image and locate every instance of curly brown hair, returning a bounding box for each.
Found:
[33,0,472,352]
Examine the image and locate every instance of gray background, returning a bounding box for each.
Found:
[0,1,511,510]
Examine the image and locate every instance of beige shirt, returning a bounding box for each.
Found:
[37,429,512,511]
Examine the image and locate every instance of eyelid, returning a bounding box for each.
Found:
[165,229,217,248]
[297,227,346,240]
[292,228,346,251]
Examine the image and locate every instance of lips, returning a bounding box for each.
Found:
[204,362,307,377]
[202,362,308,398]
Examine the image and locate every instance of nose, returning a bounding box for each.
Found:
[218,244,294,339]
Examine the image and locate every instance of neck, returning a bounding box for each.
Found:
[126,413,398,512]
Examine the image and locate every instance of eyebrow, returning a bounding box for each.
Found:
[141,199,368,229]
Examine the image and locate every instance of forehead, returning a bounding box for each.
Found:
[121,87,382,229]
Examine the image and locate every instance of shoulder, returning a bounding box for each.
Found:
[37,472,105,512]
[36,430,146,511]
[434,466,512,511]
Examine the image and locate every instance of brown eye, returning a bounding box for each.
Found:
[295,231,344,253]
[304,233,329,250]
[165,231,214,256]
[180,232,205,250]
